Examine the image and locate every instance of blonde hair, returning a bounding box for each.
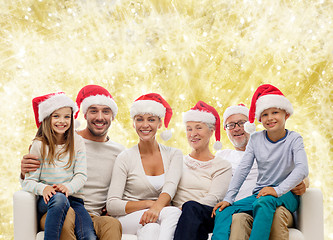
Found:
[34,110,75,168]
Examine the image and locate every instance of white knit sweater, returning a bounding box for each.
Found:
[82,137,125,216]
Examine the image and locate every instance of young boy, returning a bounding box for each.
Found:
[211,84,309,240]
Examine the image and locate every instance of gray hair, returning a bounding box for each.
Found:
[184,121,215,131]
[205,122,215,131]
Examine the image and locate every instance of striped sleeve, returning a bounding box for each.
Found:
[21,140,48,195]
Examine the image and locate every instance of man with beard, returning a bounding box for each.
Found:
[20,85,125,240]
[216,104,307,240]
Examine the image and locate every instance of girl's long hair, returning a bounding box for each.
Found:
[34,110,75,168]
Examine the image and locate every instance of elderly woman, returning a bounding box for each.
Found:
[173,101,232,240]
[106,93,183,240]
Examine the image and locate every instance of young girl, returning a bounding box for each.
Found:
[22,92,97,240]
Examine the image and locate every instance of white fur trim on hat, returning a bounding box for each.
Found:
[81,94,118,118]
[255,95,293,122]
[223,105,249,127]
[38,94,78,122]
[183,110,216,124]
[130,100,166,118]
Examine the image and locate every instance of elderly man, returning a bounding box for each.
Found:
[20,85,125,240]
[216,104,307,240]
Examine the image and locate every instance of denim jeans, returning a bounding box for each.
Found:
[37,192,97,240]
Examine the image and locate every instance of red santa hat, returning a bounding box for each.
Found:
[32,92,78,128]
[222,104,249,129]
[130,93,173,141]
[75,85,118,119]
[244,84,293,134]
[183,101,222,150]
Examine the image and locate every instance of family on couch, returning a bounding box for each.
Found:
[20,84,309,240]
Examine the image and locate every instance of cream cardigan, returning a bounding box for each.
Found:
[106,144,183,216]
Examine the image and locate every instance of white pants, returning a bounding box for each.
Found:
[117,206,181,240]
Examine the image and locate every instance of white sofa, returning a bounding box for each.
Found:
[13,188,324,240]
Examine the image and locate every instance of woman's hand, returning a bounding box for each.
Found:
[139,192,171,226]
[53,184,69,197]
[257,186,278,198]
[211,201,231,217]
[139,205,162,225]
[43,185,56,204]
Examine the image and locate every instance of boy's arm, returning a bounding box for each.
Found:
[273,136,309,197]
[223,137,255,204]
[260,177,309,198]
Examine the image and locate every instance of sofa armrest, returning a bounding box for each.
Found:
[13,190,38,240]
[298,188,324,240]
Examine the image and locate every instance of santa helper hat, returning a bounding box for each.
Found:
[183,101,222,150]
[222,104,249,129]
[32,92,78,128]
[130,93,173,141]
[244,84,293,134]
[75,85,118,120]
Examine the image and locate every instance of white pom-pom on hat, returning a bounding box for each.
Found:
[160,129,172,141]
[244,121,256,134]
[213,141,223,151]
[74,119,81,130]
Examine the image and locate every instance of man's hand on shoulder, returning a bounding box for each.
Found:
[21,154,40,179]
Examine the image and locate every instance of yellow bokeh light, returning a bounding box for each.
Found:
[0,0,332,239]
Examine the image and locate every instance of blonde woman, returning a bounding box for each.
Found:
[107,93,183,240]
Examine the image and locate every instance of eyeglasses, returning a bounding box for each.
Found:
[225,120,247,130]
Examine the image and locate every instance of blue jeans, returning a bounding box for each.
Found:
[174,201,215,240]
[37,192,97,240]
[212,191,299,240]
